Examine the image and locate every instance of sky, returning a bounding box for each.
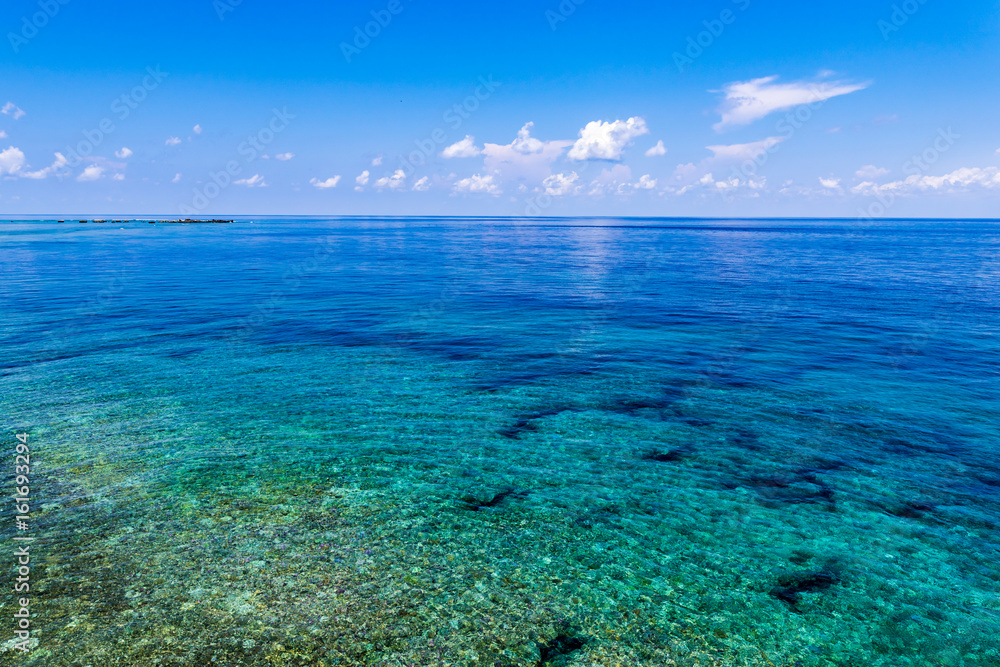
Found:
[1,0,999,218]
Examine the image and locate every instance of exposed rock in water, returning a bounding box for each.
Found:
[459,489,529,512]
[537,632,587,665]
[769,569,840,611]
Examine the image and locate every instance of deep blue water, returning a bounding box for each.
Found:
[1,218,998,666]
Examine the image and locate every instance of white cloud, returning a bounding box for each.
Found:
[0,131,6,139]
[193,124,203,134]
[706,173,767,194]
[568,117,649,161]
[635,174,657,190]
[412,176,430,191]
[235,174,266,187]
[914,167,1000,190]
[714,75,869,132]
[854,167,1000,196]
[996,147,1000,155]
[77,165,105,182]
[543,172,580,196]
[453,174,500,195]
[645,140,667,157]
[275,153,294,161]
[115,147,133,159]
[112,173,125,181]
[482,122,572,182]
[355,170,370,191]
[672,172,768,197]
[819,177,841,189]
[706,136,785,163]
[856,165,889,180]
[441,135,482,158]
[2,102,25,120]
[509,122,546,154]
[172,173,182,183]
[371,155,383,166]
[22,152,68,180]
[0,146,26,175]
[589,166,659,195]
[375,169,407,189]
[165,136,182,146]
[310,176,341,189]
[672,163,700,181]
[588,165,632,195]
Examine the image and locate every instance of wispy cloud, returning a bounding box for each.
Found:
[856,165,889,180]
[568,117,649,161]
[23,152,68,180]
[310,176,341,189]
[235,174,266,187]
[706,136,786,162]
[853,167,1000,195]
[2,102,25,120]
[193,124,203,134]
[714,75,869,132]
[412,176,430,191]
[588,165,632,195]
[115,147,133,159]
[275,153,294,161]
[355,170,370,191]
[172,173,182,183]
[165,136,182,146]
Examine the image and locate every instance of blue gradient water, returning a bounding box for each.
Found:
[1,218,998,666]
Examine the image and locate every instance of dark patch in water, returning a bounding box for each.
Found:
[161,346,206,358]
[499,383,695,439]
[460,489,529,512]
[887,501,935,519]
[794,457,850,474]
[769,570,839,611]
[474,363,600,392]
[728,429,762,451]
[499,408,579,439]
[642,445,694,463]
[682,417,713,428]
[744,470,836,508]
[977,475,1000,488]
[883,437,948,456]
[606,397,674,415]
[537,633,587,665]
[573,505,624,530]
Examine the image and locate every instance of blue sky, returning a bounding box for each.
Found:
[1,0,999,217]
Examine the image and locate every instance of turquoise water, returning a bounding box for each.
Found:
[1,218,998,666]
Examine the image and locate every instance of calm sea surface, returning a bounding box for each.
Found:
[1,218,998,666]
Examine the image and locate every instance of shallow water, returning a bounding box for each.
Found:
[1,218,998,666]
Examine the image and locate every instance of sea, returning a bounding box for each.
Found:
[1,217,998,666]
